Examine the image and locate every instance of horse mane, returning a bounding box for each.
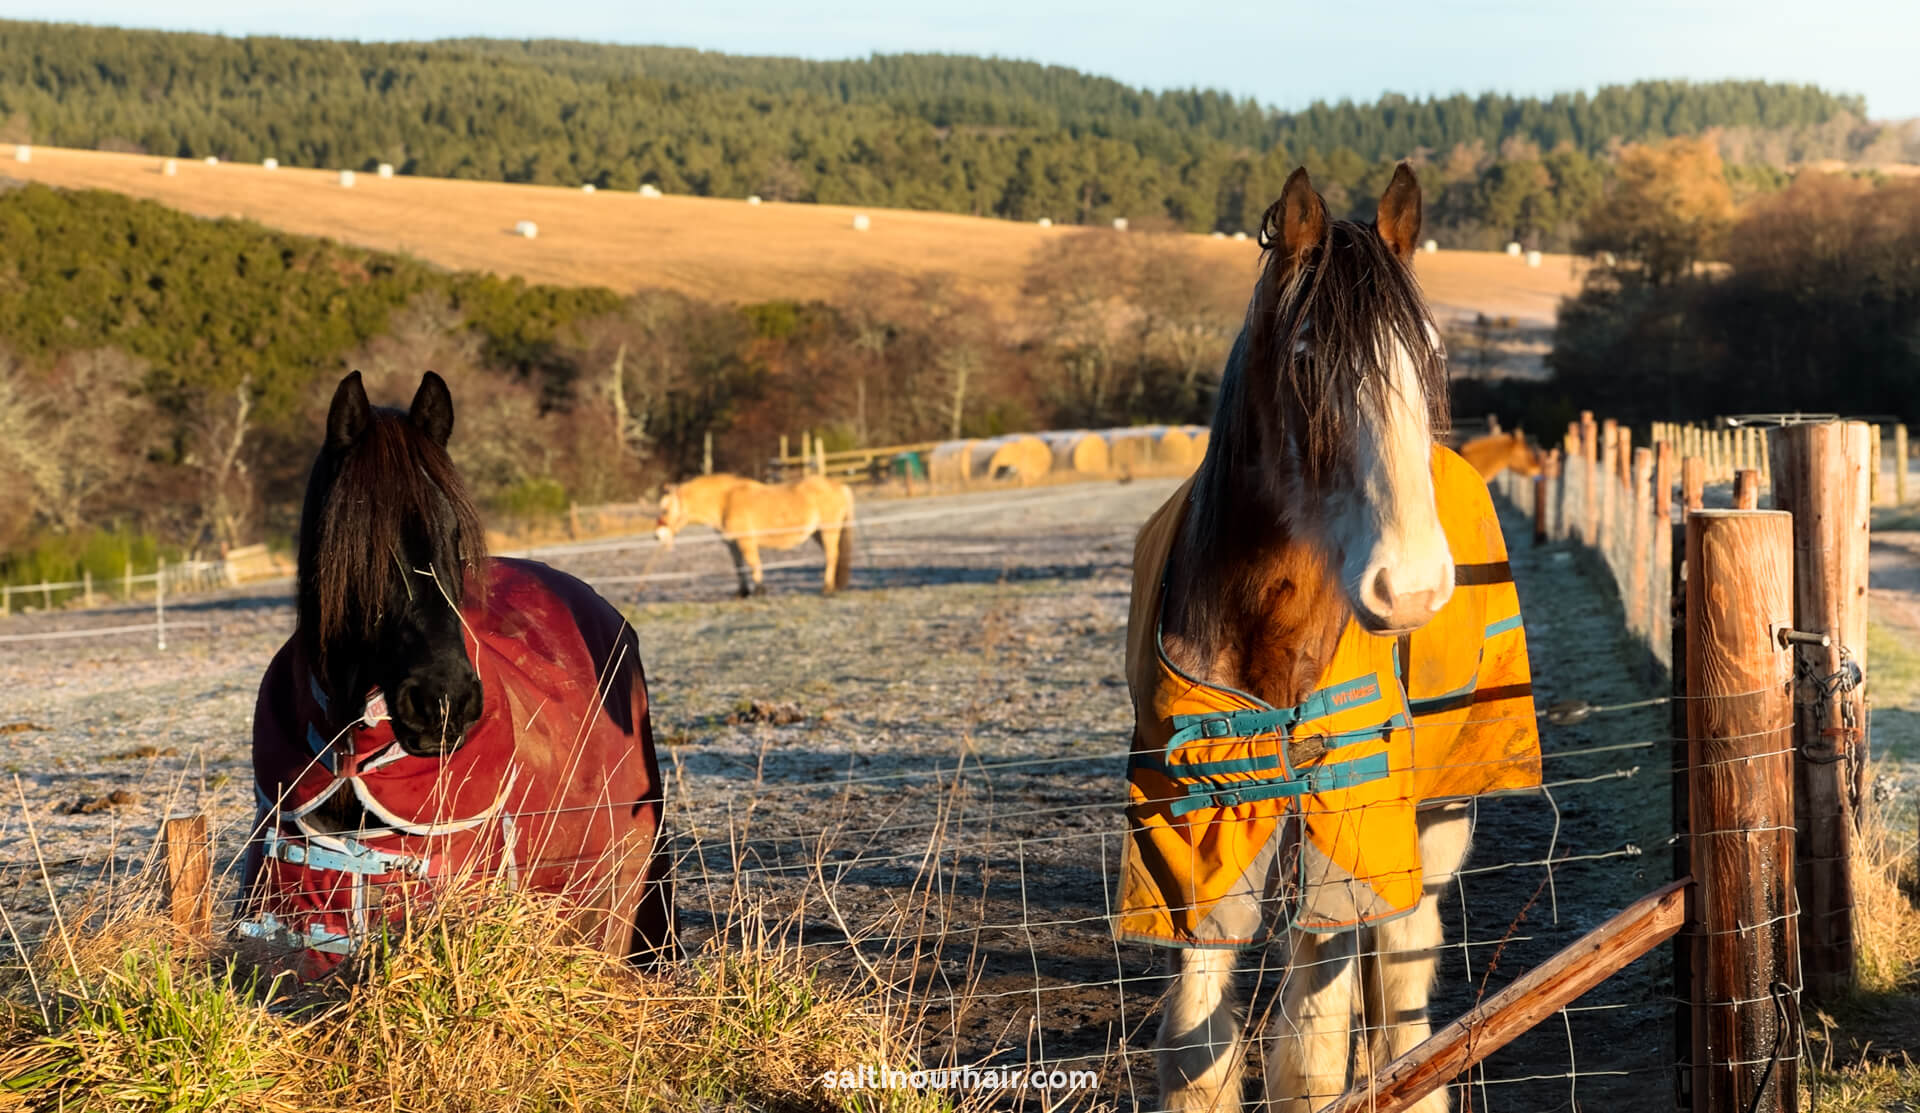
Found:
[1173,214,1450,646]
[298,410,487,655]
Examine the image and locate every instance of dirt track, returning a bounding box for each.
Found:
[0,476,1711,1110]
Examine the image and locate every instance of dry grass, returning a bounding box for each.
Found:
[0,884,955,1112]
[0,145,1583,327]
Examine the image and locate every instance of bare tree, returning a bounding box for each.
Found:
[0,349,153,535]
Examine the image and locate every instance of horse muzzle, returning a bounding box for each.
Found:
[388,671,484,756]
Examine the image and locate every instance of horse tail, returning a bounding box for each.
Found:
[831,484,856,591]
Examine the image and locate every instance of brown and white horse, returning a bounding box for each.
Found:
[1134,165,1465,1113]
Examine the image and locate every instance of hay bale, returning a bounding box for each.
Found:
[1037,217,1052,228]
[1185,424,1211,461]
[582,183,596,193]
[1526,249,1543,268]
[338,169,356,188]
[1040,431,1111,476]
[1423,239,1438,254]
[1104,426,1165,475]
[377,163,394,178]
[262,157,278,170]
[12,145,28,163]
[928,440,977,489]
[852,213,871,231]
[1112,217,1129,232]
[1211,230,1226,239]
[204,155,219,166]
[746,194,762,206]
[514,220,539,239]
[1158,427,1197,471]
[1505,241,1522,257]
[638,183,662,198]
[970,435,1052,485]
[161,159,178,176]
[1232,231,1248,242]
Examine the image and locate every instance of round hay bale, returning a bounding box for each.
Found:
[338,169,356,188]
[12,145,29,163]
[1232,231,1248,242]
[1037,217,1052,228]
[638,183,661,198]
[377,163,395,179]
[514,220,539,239]
[1526,249,1543,268]
[161,159,178,176]
[1423,239,1438,254]
[262,157,278,170]
[746,194,762,206]
[928,440,977,489]
[1040,431,1111,476]
[1112,217,1129,232]
[582,183,596,194]
[203,155,219,166]
[1158,427,1197,471]
[1104,426,1165,475]
[1505,241,1522,257]
[1211,230,1226,239]
[970,435,1051,485]
[852,213,871,231]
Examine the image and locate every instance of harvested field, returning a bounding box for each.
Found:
[0,144,1584,328]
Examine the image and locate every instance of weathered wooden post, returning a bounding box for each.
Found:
[82,569,93,608]
[1629,447,1652,638]
[815,435,827,477]
[1686,508,1799,1113]
[1733,469,1761,510]
[1768,422,1869,1001]
[1654,440,1676,671]
[1535,451,1557,546]
[702,430,714,476]
[164,813,213,934]
[1869,425,1883,505]
[1684,457,1706,513]
[778,433,789,466]
[1896,425,1909,505]
[123,558,133,601]
[1599,418,1619,568]
[155,556,167,651]
[1581,411,1598,545]
[1,584,9,617]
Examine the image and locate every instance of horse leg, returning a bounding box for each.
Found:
[1266,927,1358,1113]
[724,539,754,598]
[817,526,840,594]
[1360,803,1472,1113]
[1159,947,1249,1113]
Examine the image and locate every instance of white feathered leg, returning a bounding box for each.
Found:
[1266,927,1358,1113]
[1159,947,1249,1113]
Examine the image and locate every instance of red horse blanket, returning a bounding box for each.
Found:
[242,558,669,976]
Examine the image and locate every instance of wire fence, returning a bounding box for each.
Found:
[0,468,1720,1113]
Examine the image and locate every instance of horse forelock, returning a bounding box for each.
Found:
[300,411,487,659]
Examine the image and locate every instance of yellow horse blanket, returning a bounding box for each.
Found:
[1117,445,1541,947]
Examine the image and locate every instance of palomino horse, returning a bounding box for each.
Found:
[242,371,674,976]
[654,473,855,597]
[1456,431,1541,481]
[1118,167,1540,1112]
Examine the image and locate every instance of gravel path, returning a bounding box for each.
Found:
[0,477,1738,1110]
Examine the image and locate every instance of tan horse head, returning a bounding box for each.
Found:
[653,474,745,546]
[1457,431,1541,481]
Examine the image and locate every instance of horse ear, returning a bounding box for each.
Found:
[326,371,372,450]
[1265,167,1327,264]
[409,371,455,448]
[1376,162,1422,262]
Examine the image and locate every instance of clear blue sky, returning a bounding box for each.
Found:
[15,0,1920,119]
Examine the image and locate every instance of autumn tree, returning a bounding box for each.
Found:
[1577,137,1735,285]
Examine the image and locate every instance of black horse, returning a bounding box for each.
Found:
[242,371,674,975]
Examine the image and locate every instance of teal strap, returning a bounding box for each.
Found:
[1485,613,1524,638]
[1169,707,1294,746]
[1165,751,1393,817]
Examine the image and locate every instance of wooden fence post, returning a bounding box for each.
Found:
[1654,440,1676,671]
[1734,469,1761,510]
[1684,457,1706,513]
[1686,509,1799,1113]
[1768,422,1869,1000]
[702,430,714,476]
[164,814,212,934]
[1581,411,1598,544]
[1,584,8,617]
[1599,418,1618,569]
[155,556,167,652]
[123,558,133,601]
[1629,447,1652,639]
[815,435,827,477]
[82,569,93,608]
[1869,425,1882,505]
[1897,425,1909,506]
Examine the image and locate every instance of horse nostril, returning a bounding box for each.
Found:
[1368,567,1394,613]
